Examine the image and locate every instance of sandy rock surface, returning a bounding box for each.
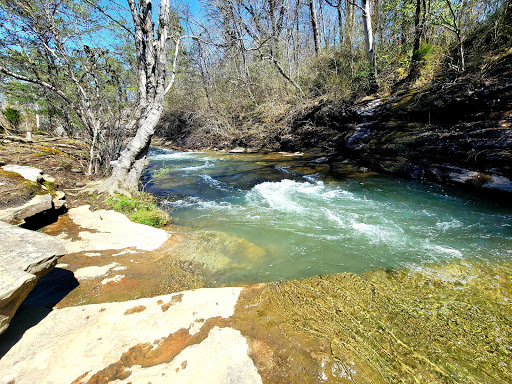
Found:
[56,205,171,253]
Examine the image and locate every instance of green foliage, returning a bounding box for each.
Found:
[130,209,171,227]
[413,43,434,62]
[2,107,22,128]
[106,192,170,227]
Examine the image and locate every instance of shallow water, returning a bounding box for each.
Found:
[143,148,512,285]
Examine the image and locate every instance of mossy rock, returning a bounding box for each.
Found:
[0,169,45,209]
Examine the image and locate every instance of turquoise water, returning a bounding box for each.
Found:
[144,148,512,285]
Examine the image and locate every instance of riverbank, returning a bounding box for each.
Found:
[156,52,512,198]
[1,132,512,383]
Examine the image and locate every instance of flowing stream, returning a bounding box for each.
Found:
[143,147,512,285]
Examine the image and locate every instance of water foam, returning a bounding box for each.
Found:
[149,151,200,161]
[178,161,215,172]
[248,179,325,213]
[199,174,233,191]
[436,219,463,231]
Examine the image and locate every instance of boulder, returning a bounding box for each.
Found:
[42,174,56,184]
[0,287,263,384]
[0,194,53,225]
[1,165,43,183]
[0,222,66,335]
[229,147,246,153]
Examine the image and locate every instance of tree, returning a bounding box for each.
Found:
[361,0,378,92]
[2,107,22,129]
[406,0,429,81]
[309,0,321,55]
[102,0,182,192]
[0,0,133,175]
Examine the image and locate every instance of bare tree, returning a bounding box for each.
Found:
[101,0,183,192]
[360,0,378,91]
[0,0,131,175]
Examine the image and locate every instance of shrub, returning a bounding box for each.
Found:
[131,209,170,227]
[2,107,22,128]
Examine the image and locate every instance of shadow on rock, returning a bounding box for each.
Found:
[0,268,79,359]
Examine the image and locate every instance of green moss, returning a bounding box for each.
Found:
[106,192,170,227]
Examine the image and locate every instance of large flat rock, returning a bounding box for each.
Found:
[0,222,66,334]
[56,205,171,253]
[1,165,43,183]
[0,194,53,225]
[0,287,262,384]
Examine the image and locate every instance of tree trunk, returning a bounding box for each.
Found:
[99,0,174,193]
[361,0,378,92]
[107,106,163,192]
[407,0,425,81]
[309,0,321,55]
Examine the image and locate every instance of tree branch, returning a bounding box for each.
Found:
[0,65,72,105]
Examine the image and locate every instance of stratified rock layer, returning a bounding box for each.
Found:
[0,222,66,334]
[0,194,53,225]
[283,57,512,195]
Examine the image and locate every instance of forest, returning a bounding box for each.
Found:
[0,0,510,191]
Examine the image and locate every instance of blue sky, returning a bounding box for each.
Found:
[178,0,200,17]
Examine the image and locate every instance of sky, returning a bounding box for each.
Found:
[177,0,201,17]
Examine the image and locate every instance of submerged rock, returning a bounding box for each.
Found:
[254,261,512,383]
[0,222,66,335]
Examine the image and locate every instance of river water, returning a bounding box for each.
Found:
[143,148,512,285]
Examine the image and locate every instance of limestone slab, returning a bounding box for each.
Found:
[118,326,262,384]
[1,165,43,183]
[0,222,66,334]
[0,194,53,225]
[0,287,254,384]
[57,205,171,253]
[74,262,119,280]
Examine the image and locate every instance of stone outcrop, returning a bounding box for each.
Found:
[0,287,263,384]
[284,59,512,195]
[0,165,67,226]
[0,194,53,225]
[1,165,44,183]
[0,222,66,334]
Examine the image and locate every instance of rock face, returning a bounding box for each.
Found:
[0,287,263,384]
[0,165,67,226]
[0,222,66,334]
[0,194,53,225]
[284,57,512,195]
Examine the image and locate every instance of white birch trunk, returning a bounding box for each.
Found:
[361,0,378,91]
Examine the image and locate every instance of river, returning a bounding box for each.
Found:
[142,147,512,286]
